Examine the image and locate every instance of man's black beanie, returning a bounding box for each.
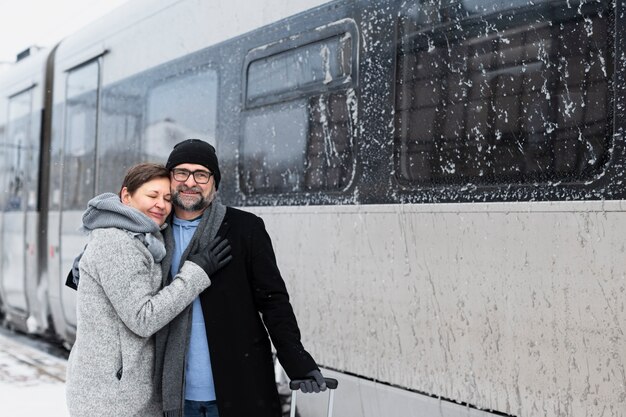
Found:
[166,139,221,189]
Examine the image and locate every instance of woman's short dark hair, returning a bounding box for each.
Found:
[119,163,170,197]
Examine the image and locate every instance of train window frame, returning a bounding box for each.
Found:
[239,19,359,198]
[392,0,615,191]
[243,19,359,109]
[61,58,101,211]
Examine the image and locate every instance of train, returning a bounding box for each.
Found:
[0,0,624,416]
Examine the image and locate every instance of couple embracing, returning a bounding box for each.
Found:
[66,139,326,417]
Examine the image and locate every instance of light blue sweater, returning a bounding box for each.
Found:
[171,216,216,401]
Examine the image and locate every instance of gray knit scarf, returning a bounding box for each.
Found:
[81,192,167,262]
[155,197,226,417]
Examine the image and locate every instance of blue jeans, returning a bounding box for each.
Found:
[184,400,219,417]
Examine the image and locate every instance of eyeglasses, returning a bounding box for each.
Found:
[171,168,213,184]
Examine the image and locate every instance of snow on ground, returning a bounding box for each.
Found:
[0,328,68,417]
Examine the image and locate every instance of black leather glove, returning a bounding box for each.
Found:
[188,236,233,276]
[299,369,327,393]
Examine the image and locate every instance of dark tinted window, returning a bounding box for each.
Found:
[247,34,352,106]
[241,23,357,195]
[96,88,141,195]
[96,66,219,195]
[63,61,99,210]
[4,89,34,211]
[395,0,613,186]
[144,69,219,160]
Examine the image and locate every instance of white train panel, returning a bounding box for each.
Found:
[254,201,626,417]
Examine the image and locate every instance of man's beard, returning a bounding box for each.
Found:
[172,185,213,212]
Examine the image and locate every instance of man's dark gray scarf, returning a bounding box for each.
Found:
[156,197,226,417]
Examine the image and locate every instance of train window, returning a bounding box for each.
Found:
[242,103,308,193]
[4,89,33,212]
[144,68,219,160]
[394,0,613,186]
[96,89,141,196]
[63,61,99,210]
[241,23,358,195]
[246,34,352,107]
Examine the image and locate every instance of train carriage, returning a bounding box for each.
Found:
[0,47,52,336]
[0,0,624,416]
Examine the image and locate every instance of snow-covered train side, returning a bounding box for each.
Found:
[0,1,624,416]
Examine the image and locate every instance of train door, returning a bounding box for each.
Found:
[58,60,100,330]
[24,92,43,333]
[0,86,35,327]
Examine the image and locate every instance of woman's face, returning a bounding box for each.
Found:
[121,177,172,225]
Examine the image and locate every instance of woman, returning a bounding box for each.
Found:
[66,163,231,417]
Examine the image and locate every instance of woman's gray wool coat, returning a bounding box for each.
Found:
[66,228,210,417]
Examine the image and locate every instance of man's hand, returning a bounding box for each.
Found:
[188,236,232,276]
[298,370,327,393]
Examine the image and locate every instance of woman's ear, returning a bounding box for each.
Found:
[120,187,132,205]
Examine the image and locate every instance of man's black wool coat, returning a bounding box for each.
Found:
[191,207,318,417]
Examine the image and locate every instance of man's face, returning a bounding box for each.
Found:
[170,163,216,213]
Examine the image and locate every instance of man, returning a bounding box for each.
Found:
[156,139,326,417]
